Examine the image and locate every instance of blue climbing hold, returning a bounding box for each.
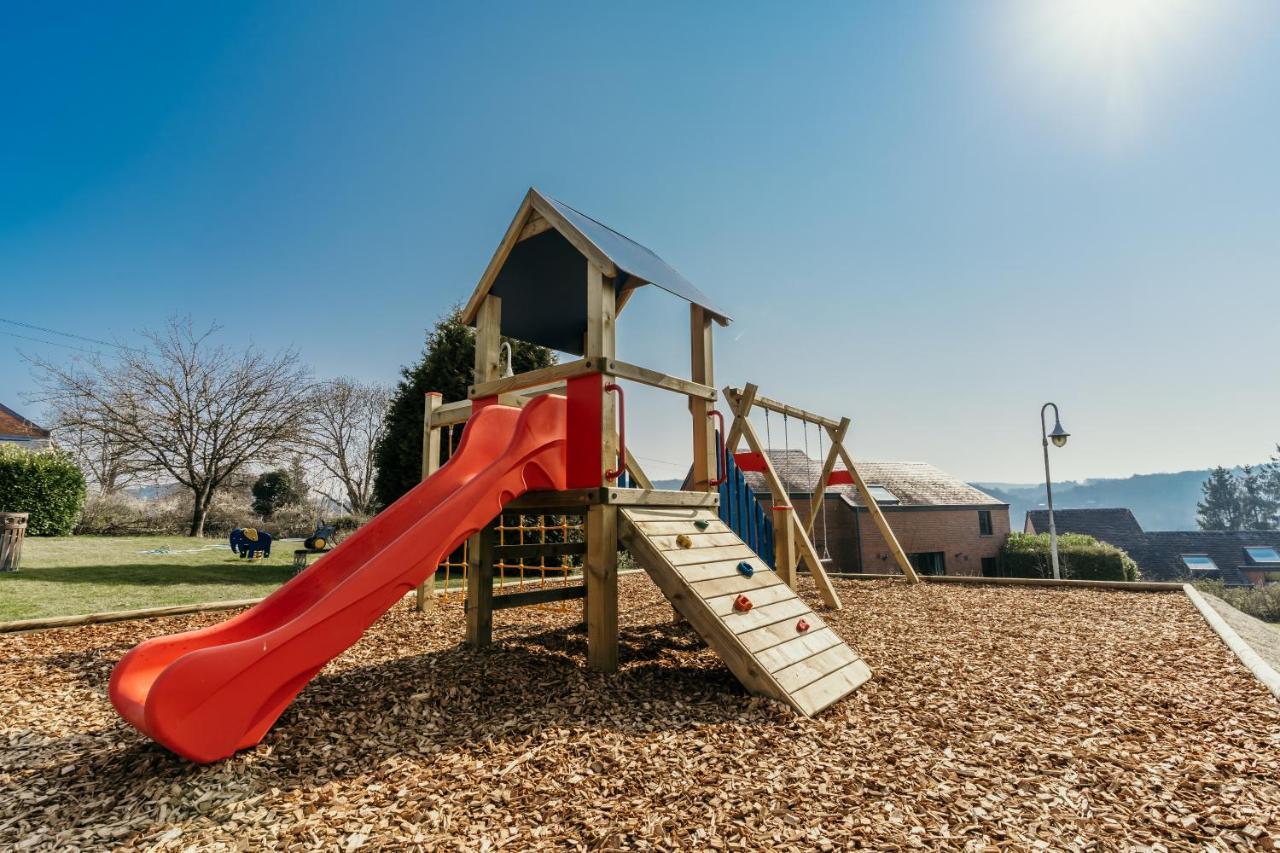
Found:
[737,561,754,578]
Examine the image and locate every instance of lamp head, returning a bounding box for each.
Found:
[1049,419,1069,448]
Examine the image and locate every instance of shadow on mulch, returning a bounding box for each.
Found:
[52,620,762,798]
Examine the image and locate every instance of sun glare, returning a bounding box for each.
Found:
[1007,0,1218,146]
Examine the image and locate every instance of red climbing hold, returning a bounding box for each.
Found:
[796,618,810,633]
[733,594,753,613]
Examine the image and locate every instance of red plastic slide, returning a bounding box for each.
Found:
[109,395,567,763]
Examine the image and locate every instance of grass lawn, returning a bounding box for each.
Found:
[1,536,505,622]
[0,535,297,622]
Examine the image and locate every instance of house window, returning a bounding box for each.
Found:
[909,552,946,576]
[978,510,993,536]
[1181,555,1218,572]
[981,557,998,577]
[866,486,901,505]
[1244,547,1280,564]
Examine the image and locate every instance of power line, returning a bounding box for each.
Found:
[0,317,137,352]
[0,328,101,354]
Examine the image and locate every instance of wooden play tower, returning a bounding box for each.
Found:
[418,189,874,715]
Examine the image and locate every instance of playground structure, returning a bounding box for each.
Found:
[228,527,271,559]
[107,188,918,762]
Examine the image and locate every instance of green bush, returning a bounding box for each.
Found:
[1194,579,1280,623]
[999,532,1139,582]
[0,445,87,535]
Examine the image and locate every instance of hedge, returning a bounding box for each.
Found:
[0,444,87,535]
[1000,531,1139,582]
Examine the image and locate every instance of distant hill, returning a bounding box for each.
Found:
[973,467,1254,532]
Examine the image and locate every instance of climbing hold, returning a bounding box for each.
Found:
[733,594,753,613]
[675,534,693,549]
[736,561,754,578]
[693,519,711,531]
[796,618,811,633]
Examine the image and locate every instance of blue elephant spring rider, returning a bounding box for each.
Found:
[230,527,272,559]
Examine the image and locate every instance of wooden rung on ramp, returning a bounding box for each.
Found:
[619,506,870,716]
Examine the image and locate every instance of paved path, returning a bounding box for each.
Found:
[1204,593,1280,674]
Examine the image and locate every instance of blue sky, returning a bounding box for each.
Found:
[3,2,1278,483]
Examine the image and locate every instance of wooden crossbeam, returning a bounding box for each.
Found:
[724,384,842,610]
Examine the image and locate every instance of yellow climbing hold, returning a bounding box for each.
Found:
[675,534,693,549]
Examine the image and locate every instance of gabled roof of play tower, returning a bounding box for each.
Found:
[462,188,731,355]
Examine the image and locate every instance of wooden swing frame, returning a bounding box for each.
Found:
[722,384,921,588]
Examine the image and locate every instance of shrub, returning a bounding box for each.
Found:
[1194,579,1280,623]
[328,514,368,535]
[265,503,320,539]
[999,532,1139,582]
[251,470,304,519]
[76,492,161,535]
[0,445,86,535]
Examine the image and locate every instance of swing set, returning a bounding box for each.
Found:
[721,382,921,606]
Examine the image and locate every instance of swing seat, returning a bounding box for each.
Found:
[733,451,768,473]
[827,470,854,487]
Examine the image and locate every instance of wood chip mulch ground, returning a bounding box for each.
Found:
[3,576,1279,851]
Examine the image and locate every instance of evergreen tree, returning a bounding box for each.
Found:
[1196,466,1244,531]
[371,307,554,509]
[1240,463,1280,530]
[252,469,305,519]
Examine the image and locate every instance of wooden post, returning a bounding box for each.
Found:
[465,521,496,648]
[585,265,618,478]
[688,305,716,492]
[473,294,502,389]
[723,384,841,609]
[415,392,444,612]
[833,440,920,584]
[585,503,619,672]
[804,417,848,537]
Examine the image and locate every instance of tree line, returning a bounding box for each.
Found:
[32,310,550,537]
[1196,458,1280,531]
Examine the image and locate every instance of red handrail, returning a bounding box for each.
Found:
[708,409,727,487]
[604,383,625,482]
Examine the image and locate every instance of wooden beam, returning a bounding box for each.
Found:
[469,358,601,399]
[473,294,503,386]
[492,584,585,611]
[606,360,717,401]
[728,391,841,609]
[585,504,619,672]
[604,488,718,507]
[832,437,920,584]
[463,193,535,325]
[415,392,445,612]
[517,212,552,242]
[464,523,496,647]
[623,447,655,490]
[586,265,618,484]
[804,417,848,537]
[688,305,717,493]
[722,386,841,430]
[529,192,618,279]
[492,541,586,561]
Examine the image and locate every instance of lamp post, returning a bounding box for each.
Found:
[1040,402,1070,580]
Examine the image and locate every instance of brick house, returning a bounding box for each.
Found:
[744,451,1011,577]
[0,402,52,450]
[1025,508,1276,587]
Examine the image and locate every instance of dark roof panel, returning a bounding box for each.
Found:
[540,194,733,324]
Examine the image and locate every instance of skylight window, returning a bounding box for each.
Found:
[1181,555,1217,572]
[1244,547,1280,563]
[866,486,900,505]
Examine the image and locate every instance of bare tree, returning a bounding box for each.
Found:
[297,378,390,515]
[33,318,312,536]
[47,400,149,495]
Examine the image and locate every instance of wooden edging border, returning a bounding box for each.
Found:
[1183,583,1280,701]
[823,572,1184,593]
[0,598,266,635]
[0,570,632,636]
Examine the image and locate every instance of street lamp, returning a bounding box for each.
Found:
[1040,402,1070,580]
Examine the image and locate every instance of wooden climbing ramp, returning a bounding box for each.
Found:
[619,506,871,716]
